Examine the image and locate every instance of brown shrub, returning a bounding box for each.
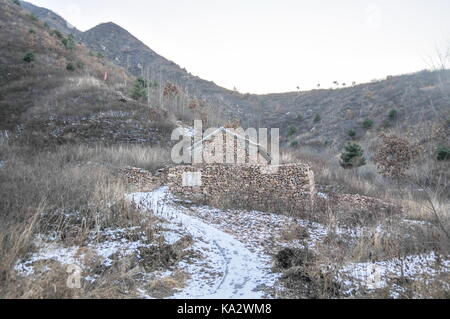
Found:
[374,133,419,179]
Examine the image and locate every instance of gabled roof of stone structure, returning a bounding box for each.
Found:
[188,127,272,164]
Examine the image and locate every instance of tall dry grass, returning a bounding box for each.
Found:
[283,147,449,216]
[273,146,450,298]
[0,140,172,298]
[51,144,171,172]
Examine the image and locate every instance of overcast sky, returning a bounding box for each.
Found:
[27,0,450,94]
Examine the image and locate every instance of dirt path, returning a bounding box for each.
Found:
[129,187,280,299]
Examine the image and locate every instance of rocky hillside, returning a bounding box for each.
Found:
[0,0,175,147]
[20,1,253,120]
[20,0,82,37]
[256,70,450,152]
[15,0,450,155]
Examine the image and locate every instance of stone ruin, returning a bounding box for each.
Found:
[166,126,316,211]
[167,163,316,210]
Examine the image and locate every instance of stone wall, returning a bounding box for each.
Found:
[197,128,271,165]
[167,164,316,211]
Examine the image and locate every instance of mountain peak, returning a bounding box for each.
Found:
[86,22,130,35]
[93,22,121,29]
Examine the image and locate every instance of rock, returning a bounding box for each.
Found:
[117,91,127,103]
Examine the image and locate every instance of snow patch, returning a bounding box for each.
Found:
[338,252,450,295]
[15,228,153,277]
[317,192,329,199]
[129,187,279,299]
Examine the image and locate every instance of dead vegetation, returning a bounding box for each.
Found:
[0,0,218,299]
[373,133,419,179]
[0,138,187,299]
[275,247,342,299]
[271,147,449,298]
[184,144,449,298]
[0,0,219,148]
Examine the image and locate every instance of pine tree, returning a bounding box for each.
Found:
[437,146,450,161]
[348,129,356,138]
[340,143,366,169]
[62,34,76,50]
[388,109,398,120]
[362,118,374,129]
[23,52,35,63]
[287,126,297,136]
[131,78,148,100]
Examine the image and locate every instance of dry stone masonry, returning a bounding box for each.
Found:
[167,164,316,211]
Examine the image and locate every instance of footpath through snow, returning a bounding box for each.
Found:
[129,187,450,299]
[129,187,280,299]
[14,186,449,298]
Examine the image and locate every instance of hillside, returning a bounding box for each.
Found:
[20,0,450,156]
[20,0,82,37]
[20,1,253,120]
[0,0,180,146]
[258,70,450,152]
[0,0,179,298]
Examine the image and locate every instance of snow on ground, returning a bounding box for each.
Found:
[129,187,280,299]
[15,228,154,277]
[177,203,361,253]
[130,187,450,298]
[338,252,450,294]
[15,239,82,276]
[14,185,449,299]
[317,192,329,199]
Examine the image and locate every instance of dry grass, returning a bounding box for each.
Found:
[274,247,341,299]
[280,223,309,242]
[0,1,206,299]
[0,0,216,142]
[196,146,449,298]
[0,139,181,299]
[53,144,172,172]
[283,146,449,217]
[146,271,190,299]
[0,0,135,130]
[274,147,450,298]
